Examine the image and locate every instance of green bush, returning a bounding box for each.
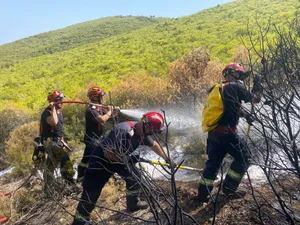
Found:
[0,105,31,170]
[63,103,86,142]
[5,121,39,176]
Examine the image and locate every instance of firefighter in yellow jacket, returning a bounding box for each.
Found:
[198,63,262,202]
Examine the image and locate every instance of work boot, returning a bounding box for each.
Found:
[196,185,213,203]
[126,195,148,212]
[76,176,84,183]
[196,193,210,203]
[127,200,149,212]
[222,176,241,195]
[77,164,86,183]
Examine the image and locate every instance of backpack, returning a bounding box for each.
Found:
[202,82,228,132]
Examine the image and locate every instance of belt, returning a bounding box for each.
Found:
[42,137,62,142]
[213,126,237,134]
[52,137,62,143]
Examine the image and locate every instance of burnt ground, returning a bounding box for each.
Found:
[0,173,299,225]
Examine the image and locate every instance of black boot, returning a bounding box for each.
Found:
[77,165,86,183]
[222,175,241,195]
[126,195,148,212]
[197,184,213,203]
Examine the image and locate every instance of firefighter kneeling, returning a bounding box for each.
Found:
[72,112,171,225]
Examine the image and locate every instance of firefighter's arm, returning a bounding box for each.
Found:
[251,75,263,103]
[239,108,254,125]
[95,105,113,124]
[150,141,176,169]
[251,92,262,104]
[46,103,58,126]
[150,141,168,161]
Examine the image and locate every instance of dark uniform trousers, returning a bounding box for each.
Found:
[72,155,141,225]
[43,139,74,194]
[198,131,250,200]
[77,143,94,181]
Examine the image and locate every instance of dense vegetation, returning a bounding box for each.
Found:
[1,1,300,224]
[0,16,165,68]
[0,0,298,114]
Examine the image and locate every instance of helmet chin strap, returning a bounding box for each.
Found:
[97,95,103,104]
[55,104,62,109]
[142,123,153,136]
[225,71,240,81]
[142,123,147,136]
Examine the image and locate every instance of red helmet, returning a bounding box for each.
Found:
[222,63,246,77]
[87,86,105,99]
[47,90,64,102]
[142,112,164,132]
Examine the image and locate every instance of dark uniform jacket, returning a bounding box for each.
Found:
[40,107,63,139]
[218,81,252,127]
[88,121,154,170]
[84,105,108,143]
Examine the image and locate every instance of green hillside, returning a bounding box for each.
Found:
[0,16,166,67]
[0,0,299,113]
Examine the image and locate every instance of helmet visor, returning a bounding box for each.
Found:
[238,71,250,80]
[55,93,64,102]
[228,70,249,80]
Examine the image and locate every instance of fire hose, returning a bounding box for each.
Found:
[139,158,203,172]
[54,100,111,109]
[0,217,7,223]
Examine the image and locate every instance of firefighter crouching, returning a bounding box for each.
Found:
[72,111,173,225]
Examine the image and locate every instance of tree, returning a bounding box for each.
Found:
[239,17,300,225]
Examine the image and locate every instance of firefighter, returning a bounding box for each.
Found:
[40,90,75,195]
[72,111,172,225]
[197,63,262,202]
[77,85,119,182]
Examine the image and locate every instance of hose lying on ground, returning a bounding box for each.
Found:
[139,158,203,172]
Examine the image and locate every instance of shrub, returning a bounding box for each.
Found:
[169,47,225,107]
[168,47,211,105]
[63,103,86,142]
[5,121,39,176]
[0,105,31,170]
[110,73,177,108]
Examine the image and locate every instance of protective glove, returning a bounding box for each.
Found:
[113,106,121,112]
[253,74,262,84]
[32,137,46,163]
[245,113,255,125]
[264,100,272,106]
[251,75,263,93]
[32,146,46,163]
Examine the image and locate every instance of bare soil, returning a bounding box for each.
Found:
[0,174,299,225]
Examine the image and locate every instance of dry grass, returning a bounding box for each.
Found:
[111,72,178,108]
[0,196,10,219]
[1,172,299,225]
[5,121,39,176]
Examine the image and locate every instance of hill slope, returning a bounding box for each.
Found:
[0,16,166,67]
[0,0,298,112]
